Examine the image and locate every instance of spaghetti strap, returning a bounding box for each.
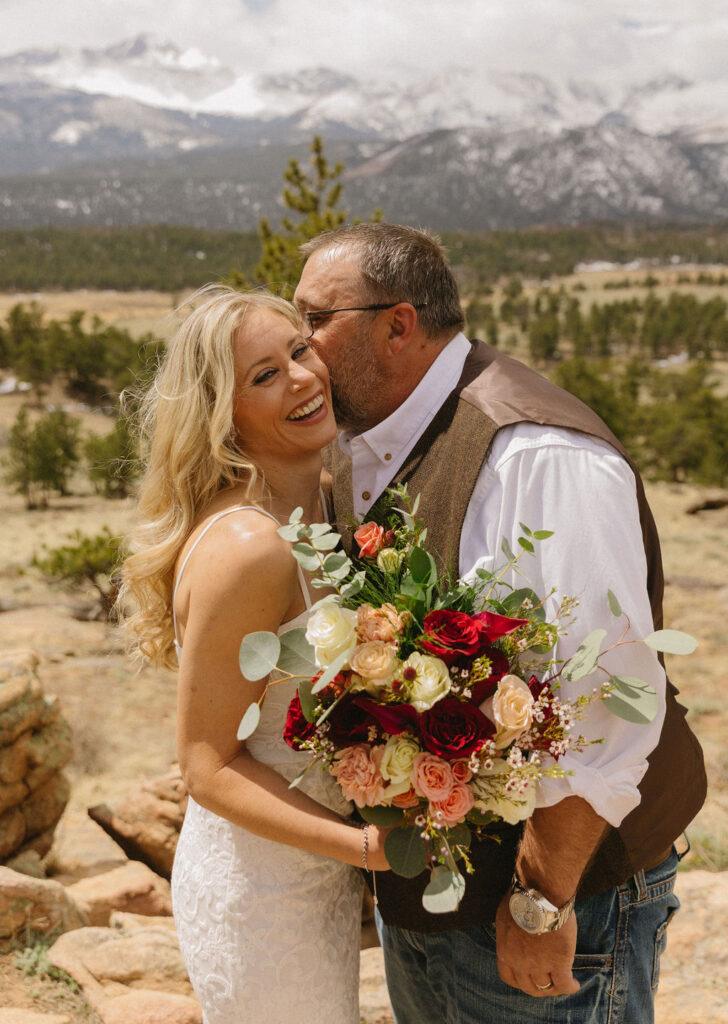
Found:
[172,505,280,650]
[173,502,317,653]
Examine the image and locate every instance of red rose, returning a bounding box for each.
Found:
[283,693,317,750]
[420,696,494,760]
[473,610,529,642]
[352,694,420,737]
[420,609,490,665]
[325,694,378,748]
[354,521,385,558]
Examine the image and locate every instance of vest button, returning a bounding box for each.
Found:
[384,453,392,461]
[362,491,371,501]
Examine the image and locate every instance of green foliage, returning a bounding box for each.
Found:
[228,135,381,298]
[32,527,125,619]
[14,939,79,990]
[84,416,139,498]
[0,226,259,291]
[3,407,82,508]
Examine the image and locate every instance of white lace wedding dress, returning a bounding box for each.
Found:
[171,507,362,1024]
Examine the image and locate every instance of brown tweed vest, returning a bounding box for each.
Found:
[326,340,706,934]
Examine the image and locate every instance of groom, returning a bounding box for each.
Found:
[293,223,706,1023]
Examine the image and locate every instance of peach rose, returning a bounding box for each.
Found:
[411,752,455,801]
[354,521,385,558]
[451,759,474,784]
[330,744,385,808]
[356,603,405,644]
[391,786,421,809]
[429,782,475,827]
[349,640,399,680]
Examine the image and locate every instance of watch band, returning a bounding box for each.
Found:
[508,874,576,934]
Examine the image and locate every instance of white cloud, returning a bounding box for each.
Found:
[1,0,727,87]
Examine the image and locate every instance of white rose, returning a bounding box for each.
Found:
[305,601,358,668]
[404,651,451,712]
[471,759,537,825]
[379,735,421,800]
[488,674,534,749]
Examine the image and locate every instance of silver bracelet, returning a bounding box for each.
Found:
[361,824,370,870]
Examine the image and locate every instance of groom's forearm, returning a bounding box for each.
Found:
[515,796,608,902]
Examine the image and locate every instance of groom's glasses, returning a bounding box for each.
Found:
[302,303,427,339]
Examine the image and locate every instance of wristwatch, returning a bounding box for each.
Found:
[508,874,576,934]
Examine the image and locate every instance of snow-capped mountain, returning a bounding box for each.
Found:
[2,36,728,230]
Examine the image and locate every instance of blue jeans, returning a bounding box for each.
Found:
[377,848,680,1024]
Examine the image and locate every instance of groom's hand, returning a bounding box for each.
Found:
[495,893,580,998]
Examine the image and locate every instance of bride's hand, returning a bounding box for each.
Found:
[364,825,394,871]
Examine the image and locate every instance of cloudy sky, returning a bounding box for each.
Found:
[2,0,727,85]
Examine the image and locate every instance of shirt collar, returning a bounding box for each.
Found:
[338,332,471,461]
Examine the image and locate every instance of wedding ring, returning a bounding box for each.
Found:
[535,980,554,991]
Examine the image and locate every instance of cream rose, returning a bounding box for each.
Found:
[305,600,358,669]
[376,548,405,573]
[489,674,535,749]
[379,735,421,800]
[470,760,537,825]
[403,651,451,712]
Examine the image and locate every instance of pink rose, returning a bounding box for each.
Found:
[451,759,474,784]
[357,602,406,643]
[354,522,385,558]
[411,752,455,801]
[429,782,475,827]
[330,744,385,808]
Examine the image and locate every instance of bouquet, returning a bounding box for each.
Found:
[238,486,695,914]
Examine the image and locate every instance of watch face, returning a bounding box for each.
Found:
[509,892,546,934]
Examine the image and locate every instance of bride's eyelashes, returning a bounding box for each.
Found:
[252,343,312,386]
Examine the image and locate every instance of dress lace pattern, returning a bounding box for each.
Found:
[171,606,363,1024]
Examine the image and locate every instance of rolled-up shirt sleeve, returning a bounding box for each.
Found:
[461,423,666,827]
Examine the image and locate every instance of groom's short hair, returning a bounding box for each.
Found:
[300,223,465,340]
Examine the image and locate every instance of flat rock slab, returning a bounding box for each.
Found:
[66,861,172,926]
[48,926,200,1024]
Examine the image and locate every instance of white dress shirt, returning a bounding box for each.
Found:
[338,333,666,827]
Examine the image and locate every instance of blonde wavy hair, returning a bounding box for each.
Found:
[118,284,301,669]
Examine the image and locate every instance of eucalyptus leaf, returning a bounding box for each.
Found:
[385,826,428,878]
[643,629,698,656]
[291,542,320,572]
[311,649,351,694]
[409,547,436,584]
[606,675,659,724]
[518,537,535,554]
[277,628,316,675]
[308,523,333,537]
[445,823,472,850]
[503,587,545,621]
[420,527,428,543]
[359,804,405,826]
[311,532,341,551]
[310,594,342,611]
[607,589,623,617]
[341,574,365,599]
[310,578,333,588]
[561,628,607,682]
[289,507,303,523]
[298,679,316,723]
[277,523,305,542]
[412,493,421,514]
[323,551,349,573]
[532,529,554,540]
[236,702,261,740]
[422,866,466,914]
[501,537,516,562]
[467,808,497,826]
[288,759,316,790]
[239,631,281,681]
[519,521,533,536]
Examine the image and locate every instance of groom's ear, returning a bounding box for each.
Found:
[381,302,419,358]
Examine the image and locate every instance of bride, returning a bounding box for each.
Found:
[119,286,390,1024]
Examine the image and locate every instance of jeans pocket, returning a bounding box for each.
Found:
[652,902,679,991]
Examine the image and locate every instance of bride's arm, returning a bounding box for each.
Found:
[175,513,389,870]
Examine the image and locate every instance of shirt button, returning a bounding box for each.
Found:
[384,453,392,461]
[362,491,371,501]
